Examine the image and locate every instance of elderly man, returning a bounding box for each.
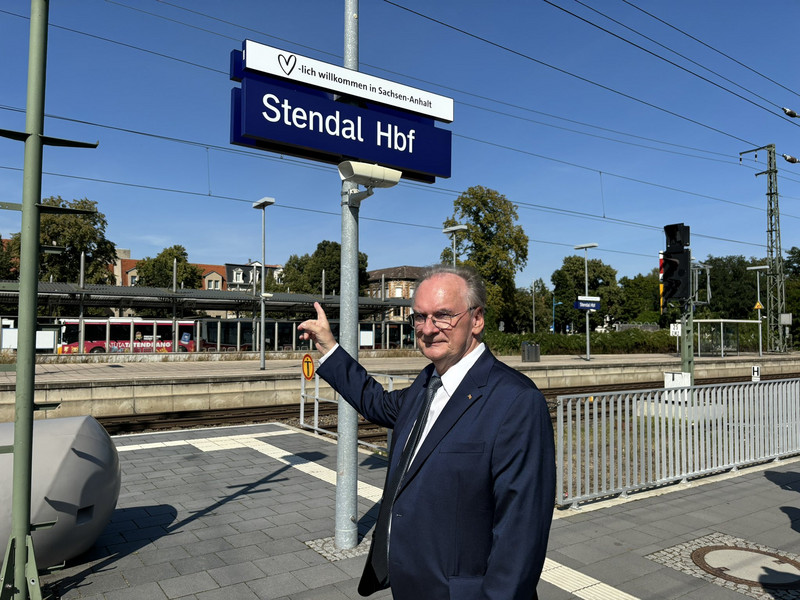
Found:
[299,264,554,600]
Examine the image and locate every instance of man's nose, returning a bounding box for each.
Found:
[420,315,439,335]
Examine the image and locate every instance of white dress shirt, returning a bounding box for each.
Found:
[411,342,485,463]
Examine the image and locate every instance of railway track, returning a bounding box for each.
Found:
[98,372,799,440]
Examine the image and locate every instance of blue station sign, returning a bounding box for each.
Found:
[574,300,601,311]
[230,42,452,184]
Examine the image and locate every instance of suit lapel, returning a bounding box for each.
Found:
[399,351,496,487]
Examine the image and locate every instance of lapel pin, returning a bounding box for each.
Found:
[468,394,472,400]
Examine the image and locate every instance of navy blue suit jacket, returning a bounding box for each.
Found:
[318,346,555,600]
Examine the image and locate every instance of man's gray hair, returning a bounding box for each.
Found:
[413,264,487,311]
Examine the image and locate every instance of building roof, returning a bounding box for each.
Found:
[368,266,426,282]
[0,281,409,316]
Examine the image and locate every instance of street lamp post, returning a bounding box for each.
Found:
[252,197,275,370]
[747,264,769,357]
[574,243,599,361]
[552,298,562,334]
[442,224,467,267]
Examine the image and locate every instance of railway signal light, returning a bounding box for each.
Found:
[661,223,691,308]
[662,248,691,302]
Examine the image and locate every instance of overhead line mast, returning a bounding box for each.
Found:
[740,145,787,353]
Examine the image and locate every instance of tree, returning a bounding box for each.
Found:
[442,186,528,327]
[551,255,618,332]
[0,237,15,280]
[504,279,551,334]
[696,255,757,319]
[8,196,117,284]
[281,241,368,295]
[617,269,660,323]
[135,245,203,289]
[785,246,800,277]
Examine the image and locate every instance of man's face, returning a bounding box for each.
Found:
[412,273,484,374]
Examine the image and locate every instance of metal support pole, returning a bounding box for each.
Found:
[583,249,590,361]
[2,1,48,598]
[451,233,456,267]
[756,272,763,357]
[574,243,597,360]
[260,206,266,370]
[681,305,694,384]
[335,0,360,551]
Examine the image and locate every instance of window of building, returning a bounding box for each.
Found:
[129,275,137,286]
[233,269,243,283]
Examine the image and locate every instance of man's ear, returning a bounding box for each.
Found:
[472,307,485,333]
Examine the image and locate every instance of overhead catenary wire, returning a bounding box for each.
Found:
[107,0,760,163]
[620,0,800,101]
[8,4,798,183]
[0,4,784,264]
[546,0,796,123]
[0,162,766,253]
[380,0,758,147]
[571,0,784,111]
[2,100,791,217]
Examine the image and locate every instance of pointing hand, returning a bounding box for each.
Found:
[298,302,337,354]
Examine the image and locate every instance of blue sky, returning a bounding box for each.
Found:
[2,0,800,291]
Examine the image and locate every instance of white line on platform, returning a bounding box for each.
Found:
[116,425,385,502]
[115,429,293,452]
[541,559,641,600]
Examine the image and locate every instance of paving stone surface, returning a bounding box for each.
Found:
[34,422,800,600]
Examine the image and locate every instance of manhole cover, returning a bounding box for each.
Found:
[692,545,800,590]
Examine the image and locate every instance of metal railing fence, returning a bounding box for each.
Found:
[556,378,800,508]
[300,372,413,453]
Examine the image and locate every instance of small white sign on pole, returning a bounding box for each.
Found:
[664,371,691,388]
[752,366,761,382]
[669,323,681,337]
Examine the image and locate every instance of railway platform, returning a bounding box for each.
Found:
[38,421,800,600]
[4,351,800,424]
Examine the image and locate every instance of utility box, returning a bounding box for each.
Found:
[521,341,540,363]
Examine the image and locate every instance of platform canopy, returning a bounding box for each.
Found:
[0,281,409,317]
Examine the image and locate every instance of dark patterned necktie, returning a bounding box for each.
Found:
[370,374,443,584]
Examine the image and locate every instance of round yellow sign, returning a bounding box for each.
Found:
[302,353,315,380]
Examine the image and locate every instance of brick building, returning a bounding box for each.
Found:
[367,265,425,321]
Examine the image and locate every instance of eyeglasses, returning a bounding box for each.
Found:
[408,307,474,330]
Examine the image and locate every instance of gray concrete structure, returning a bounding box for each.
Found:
[37,421,800,599]
[0,416,120,568]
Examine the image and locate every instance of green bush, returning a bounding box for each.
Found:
[483,328,675,356]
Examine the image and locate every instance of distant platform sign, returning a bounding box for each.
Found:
[574,300,600,310]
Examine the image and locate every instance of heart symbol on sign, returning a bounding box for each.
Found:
[278,54,297,76]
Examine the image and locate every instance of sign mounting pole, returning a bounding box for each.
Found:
[335,0,360,552]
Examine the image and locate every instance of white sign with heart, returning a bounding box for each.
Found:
[243,40,453,123]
